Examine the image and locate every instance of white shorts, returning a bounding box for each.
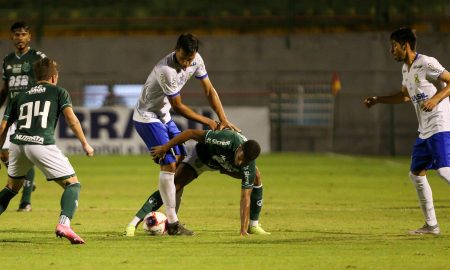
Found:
[8,143,76,181]
[182,146,215,176]
[1,123,16,150]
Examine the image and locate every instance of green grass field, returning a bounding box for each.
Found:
[1,153,450,270]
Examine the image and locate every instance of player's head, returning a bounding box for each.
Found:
[175,33,199,70]
[10,21,31,53]
[390,27,417,62]
[235,140,261,167]
[34,58,59,84]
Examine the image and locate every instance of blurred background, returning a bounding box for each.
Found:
[1,0,449,155]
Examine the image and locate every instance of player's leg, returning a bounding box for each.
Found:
[248,167,270,235]
[0,177,24,214]
[0,143,30,214]
[129,120,193,236]
[433,132,450,185]
[54,176,84,244]
[408,136,440,235]
[18,167,35,212]
[25,144,85,244]
[125,158,200,236]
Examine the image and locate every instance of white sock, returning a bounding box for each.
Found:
[437,167,450,185]
[409,172,438,226]
[59,215,71,226]
[159,171,178,224]
[250,220,259,227]
[129,216,141,227]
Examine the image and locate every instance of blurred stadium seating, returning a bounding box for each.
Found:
[0,0,449,37]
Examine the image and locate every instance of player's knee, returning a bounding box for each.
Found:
[437,167,450,184]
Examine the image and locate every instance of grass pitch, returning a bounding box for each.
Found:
[1,153,450,270]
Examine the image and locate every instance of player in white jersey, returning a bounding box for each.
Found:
[127,33,239,236]
[364,27,450,235]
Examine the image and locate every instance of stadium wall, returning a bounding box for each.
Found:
[1,32,449,155]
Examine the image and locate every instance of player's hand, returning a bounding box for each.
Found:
[83,143,94,157]
[207,119,219,130]
[150,145,167,160]
[218,120,241,132]
[421,99,437,112]
[363,96,377,108]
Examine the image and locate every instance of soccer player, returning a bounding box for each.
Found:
[0,58,94,244]
[0,21,47,212]
[364,27,450,235]
[131,33,239,236]
[125,128,270,236]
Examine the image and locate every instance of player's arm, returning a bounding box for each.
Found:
[363,86,410,108]
[199,78,241,132]
[168,95,218,130]
[151,129,206,159]
[62,106,94,157]
[421,70,450,112]
[240,187,252,236]
[0,80,8,108]
[0,119,12,152]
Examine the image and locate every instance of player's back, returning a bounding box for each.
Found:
[6,82,72,145]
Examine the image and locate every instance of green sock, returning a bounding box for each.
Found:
[60,183,81,219]
[250,185,263,221]
[136,190,163,220]
[0,187,18,214]
[20,167,35,205]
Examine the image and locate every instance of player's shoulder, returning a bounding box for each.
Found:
[29,48,47,59]
[3,52,16,62]
[417,54,439,65]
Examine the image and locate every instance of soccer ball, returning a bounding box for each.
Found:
[142,211,168,235]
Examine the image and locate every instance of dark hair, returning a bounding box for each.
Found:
[33,58,57,81]
[242,140,261,164]
[175,33,199,54]
[390,27,417,50]
[10,21,30,32]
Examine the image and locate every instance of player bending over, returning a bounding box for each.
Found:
[125,129,270,236]
[0,58,94,244]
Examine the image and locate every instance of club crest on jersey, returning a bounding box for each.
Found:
[22,62,31,72]
[414,74,420,84]
[411,92,428,103]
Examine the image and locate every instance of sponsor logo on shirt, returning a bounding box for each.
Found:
[428,63,443,73]
[205,137,231,146]
[14,134,44,144]
[27,85,46,95]
[411,92,428,103]
[12,64,22,74]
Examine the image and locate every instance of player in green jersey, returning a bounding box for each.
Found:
[0,21,47,212]
[0,58,94,244]
[125,129,270,236]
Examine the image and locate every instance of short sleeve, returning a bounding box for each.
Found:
[157,67,179,97]
[58,87,72,111]
[194,53,208,79]
[425,57,445,81]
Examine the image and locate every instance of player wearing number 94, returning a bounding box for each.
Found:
[0,58,94,244]
[0,21,47,212]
